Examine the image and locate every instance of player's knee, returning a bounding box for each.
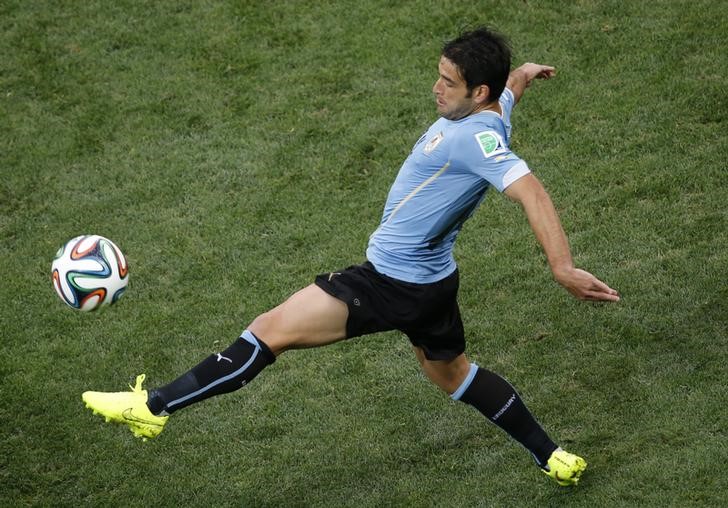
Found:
[248,309,281,339]
[247,309,297,354]
[426,370,462,394]
[420,355,471,394]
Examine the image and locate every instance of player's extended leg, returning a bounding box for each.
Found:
[413,347,587,486]
[247,283,349,354]
[82,284,348,439]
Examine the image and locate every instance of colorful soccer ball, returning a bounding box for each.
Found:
[51,235,129,311]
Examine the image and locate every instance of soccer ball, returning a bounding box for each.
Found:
[51,235,129,311]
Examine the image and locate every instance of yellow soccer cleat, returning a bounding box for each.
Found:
[82,374,168,440]
[542,448,587,486]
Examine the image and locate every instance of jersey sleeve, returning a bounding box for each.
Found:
[451,123,530,192]
[499,87,516,122]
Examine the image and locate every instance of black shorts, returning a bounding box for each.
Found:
[315,262,465,360]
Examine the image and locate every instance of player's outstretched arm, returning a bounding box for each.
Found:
[506,63,556,104]
[504,174,620,302]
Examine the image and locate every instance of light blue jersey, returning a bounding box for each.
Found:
[366,88,530,283]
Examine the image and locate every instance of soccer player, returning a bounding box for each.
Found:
[83,27,619,487]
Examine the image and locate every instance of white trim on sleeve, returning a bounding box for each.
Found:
[502,160,531,190]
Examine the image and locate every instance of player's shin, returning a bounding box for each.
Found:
[146,330,276,415]
[451,363,557,468]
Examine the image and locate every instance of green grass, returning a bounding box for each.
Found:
[2,0,726,506]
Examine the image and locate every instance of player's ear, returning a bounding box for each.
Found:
[473,84,490,104]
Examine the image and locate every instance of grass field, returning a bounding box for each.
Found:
[1,0,726,506]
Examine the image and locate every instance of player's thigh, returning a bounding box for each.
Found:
[248,284,349,354]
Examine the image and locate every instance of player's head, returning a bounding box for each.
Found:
[441,27,511,103]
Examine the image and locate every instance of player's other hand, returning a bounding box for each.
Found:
[517,63,556,86]
[554,267,620,302]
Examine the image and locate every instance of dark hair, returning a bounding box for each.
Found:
[441,27,511,102]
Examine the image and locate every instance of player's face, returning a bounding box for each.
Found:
[432,56,477,120]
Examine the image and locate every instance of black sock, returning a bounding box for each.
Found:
[146,330,275,415]
[451,364,558,468]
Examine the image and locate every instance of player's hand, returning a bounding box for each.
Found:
[554,267,620,302]
[507,63,556,104]
[516,63,556,87]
